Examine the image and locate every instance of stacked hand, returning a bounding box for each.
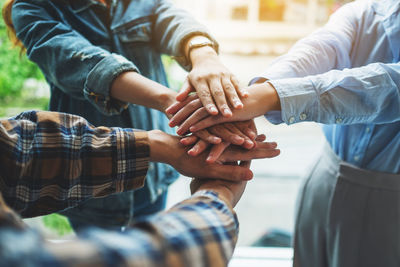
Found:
[162,45,282,207]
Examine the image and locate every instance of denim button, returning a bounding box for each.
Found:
[299,113,307,121]
[288,116,295,124]
[336,118,343,124]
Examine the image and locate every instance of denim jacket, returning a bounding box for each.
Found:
[12,0,217,225]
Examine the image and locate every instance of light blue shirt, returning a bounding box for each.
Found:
[254,0,400,173]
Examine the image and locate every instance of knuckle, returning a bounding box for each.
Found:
[209,73,219,79]
[213,89,224,97]
[224,84,234,92]
[199,91,212,99]
[188,100,198,109]
[191,75,203,83]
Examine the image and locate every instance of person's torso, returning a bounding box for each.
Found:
[43,0,178,205]
[324,0,400,173]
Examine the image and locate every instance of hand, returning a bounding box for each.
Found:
[178,43,248,117]
[181,120,258,151]
[148,130,280,181]
[190,161,250,208]
[183,134,273,164]
[0,194,25,230]
[167,83,281,134]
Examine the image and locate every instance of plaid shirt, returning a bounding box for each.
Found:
[0,111,238,266]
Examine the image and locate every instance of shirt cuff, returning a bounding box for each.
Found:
[110,129,150,194]
[191,190,236,215]
[267,77,319,125]
[84,54,138,115]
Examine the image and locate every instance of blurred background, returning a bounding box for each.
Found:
[0,0,352,264]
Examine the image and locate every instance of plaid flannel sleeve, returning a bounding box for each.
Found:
[19,191,237,267]
[0,110,149,218]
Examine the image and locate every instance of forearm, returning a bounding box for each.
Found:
[0,111,149,217]
[269,62,400,125]
[12,2,138,115]
[29,191,237,267]
[110,71,177,113]
[253,3,356,81]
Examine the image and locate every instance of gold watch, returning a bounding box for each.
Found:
[187,36,216,59]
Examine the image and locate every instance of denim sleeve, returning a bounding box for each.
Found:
[269,62,400,125]
[153,0,219,71]
[12,1,136,115]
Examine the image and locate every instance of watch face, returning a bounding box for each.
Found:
[190,37,213,46]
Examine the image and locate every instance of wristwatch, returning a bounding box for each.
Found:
[186,36,216,59]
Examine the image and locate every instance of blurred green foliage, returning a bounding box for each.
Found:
[42,214,73,236]
[0,0,45,109]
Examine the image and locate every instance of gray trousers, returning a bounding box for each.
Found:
[293,142,400,267]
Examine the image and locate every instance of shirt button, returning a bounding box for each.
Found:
[288,116,295,124]
[299,113,307,121]
[336,118,343,124]
[366,127,370,133]
[157,188,163,195]
[354,155,360,161]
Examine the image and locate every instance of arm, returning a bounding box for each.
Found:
[148,129,280,181]
[0,111,278,217]
[153,0,247,116]
[0,111,149,218]
[0,182,244,267]
[253,2,356,81]
[167,2,400,128]
[172,61,400,130]
[11,1,176,115]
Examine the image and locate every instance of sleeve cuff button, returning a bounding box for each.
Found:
[300,113,307,121]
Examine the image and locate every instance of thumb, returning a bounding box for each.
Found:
[177,78,194,102]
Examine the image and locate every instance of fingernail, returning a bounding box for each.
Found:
[206,156,215,163]
[188,149,197,156]
[241,90,249,97]
[244,171,253,180]
[223,108,232,117]
[245,140,254,149]
[211,137,221,144]
[189,126,197,132]
[208,105,218,114]
[234,100,243,109]
[233,136,244,144]
[248,132,256,139]
[177,127,184,135]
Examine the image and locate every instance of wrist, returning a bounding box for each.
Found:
[190,46,218,66]
[184,35,218,66]
[265,82,281,111]
[148,130,177,165]
[156,91,177,114]
[246,82,281,116]
[198,185,234,208]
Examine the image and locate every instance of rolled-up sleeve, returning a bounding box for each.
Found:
[12,0,137,115]
[0,111,149,218]
[153,0,219,70]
